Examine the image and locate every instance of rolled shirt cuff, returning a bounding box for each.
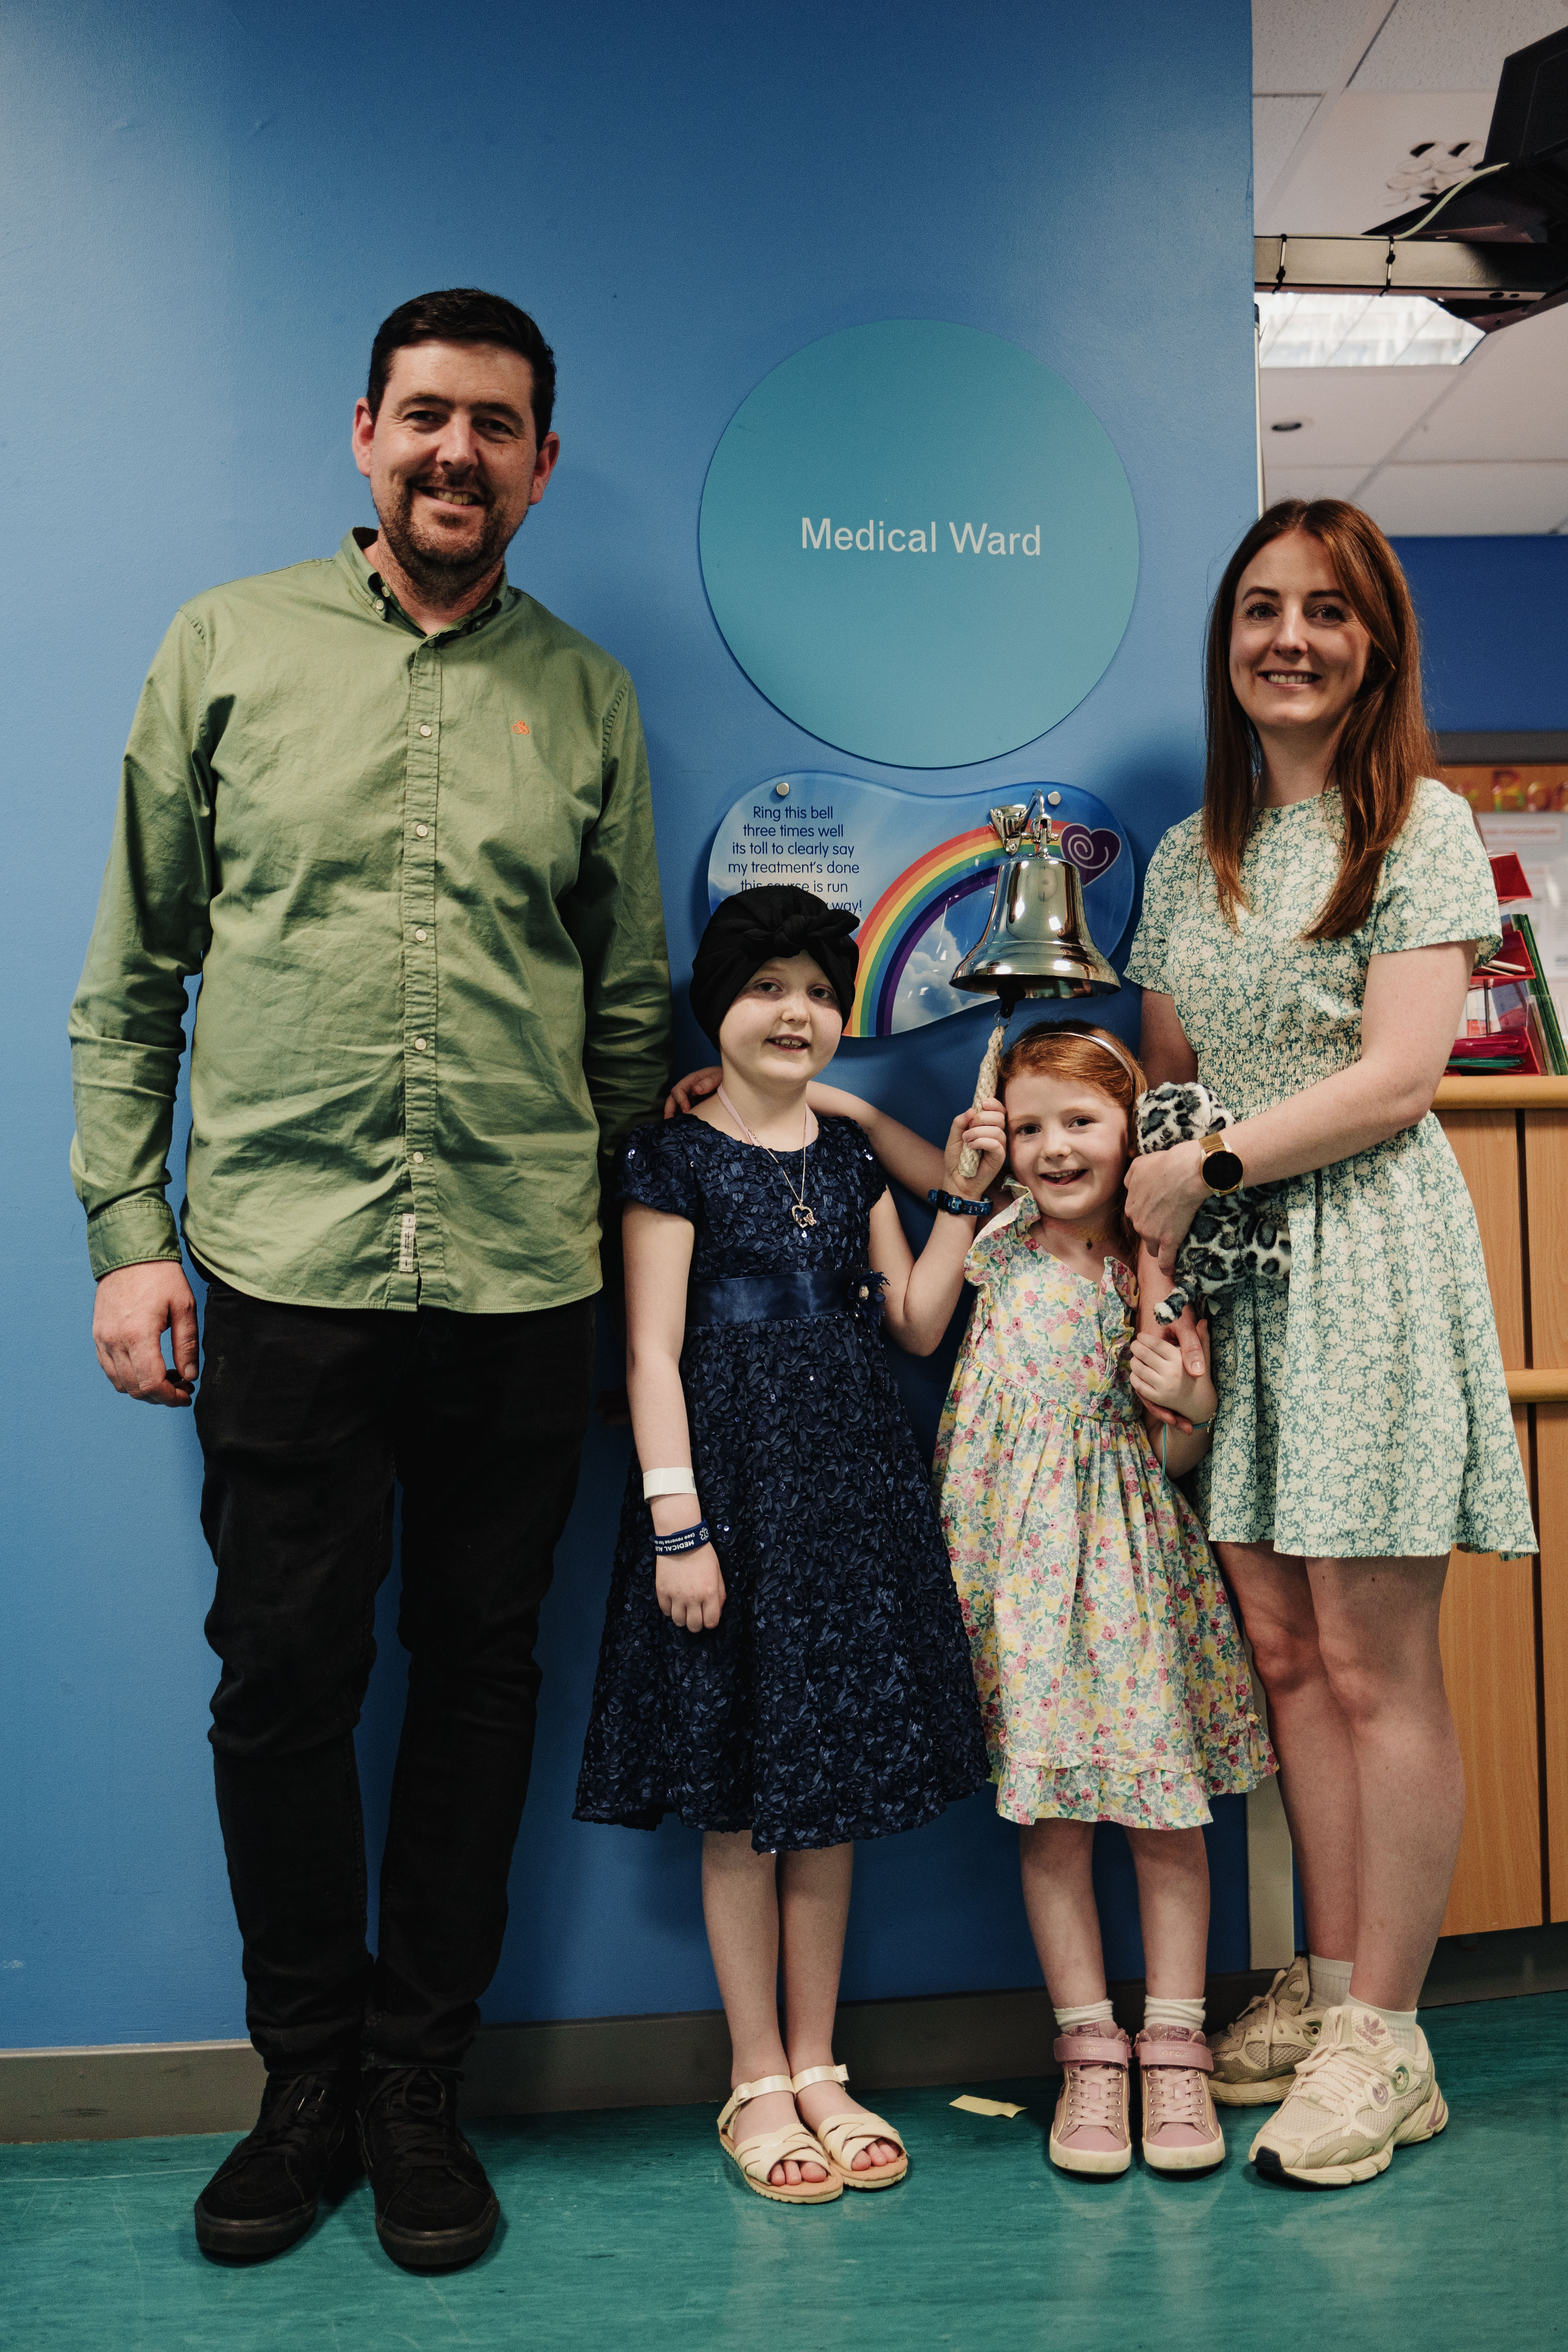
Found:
[86,1196,183,1280]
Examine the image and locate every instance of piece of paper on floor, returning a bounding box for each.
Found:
[950,2094,1026,2119]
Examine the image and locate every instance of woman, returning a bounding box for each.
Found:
[1123,499,1535,2188]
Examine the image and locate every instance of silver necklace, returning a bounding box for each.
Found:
[716,1084,817,1229]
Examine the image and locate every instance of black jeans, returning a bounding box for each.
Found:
[194,1270,595,2075]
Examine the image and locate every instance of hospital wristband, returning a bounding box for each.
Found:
[652,1520,711,1556]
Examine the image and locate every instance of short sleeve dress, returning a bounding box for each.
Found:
[573,1113,990,1853]
[934,1199,1275,1828]
[1125,779,1536,1561]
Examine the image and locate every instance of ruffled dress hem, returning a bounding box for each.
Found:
[991,1741,1274,1831]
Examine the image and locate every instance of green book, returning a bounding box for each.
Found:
[1507,914,1568,1076]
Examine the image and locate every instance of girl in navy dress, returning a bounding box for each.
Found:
[575,887,1001,2204]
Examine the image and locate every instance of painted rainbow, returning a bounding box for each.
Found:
[847,827,1001,1038]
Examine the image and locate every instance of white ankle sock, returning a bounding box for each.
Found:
[1355,2000,1420,2053]
[1142,1996,1206,2034]
[1054,1998,1115,2033]
[1308,1953,1354,2010]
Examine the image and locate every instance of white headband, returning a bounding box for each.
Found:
[1055,1028,1140,1089]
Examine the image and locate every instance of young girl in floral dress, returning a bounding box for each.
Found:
[934,1021,1275,2177]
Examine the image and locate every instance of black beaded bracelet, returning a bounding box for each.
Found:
[652,1519,711,1556]
[928,1187,992,1218]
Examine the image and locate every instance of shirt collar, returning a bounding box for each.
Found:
[336,527,518,637]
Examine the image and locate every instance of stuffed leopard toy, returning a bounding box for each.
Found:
[1134,1082,1291,1326]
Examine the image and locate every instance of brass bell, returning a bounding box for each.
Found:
[952,794,1120,1008]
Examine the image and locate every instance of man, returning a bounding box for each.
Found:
[70,289,670,2272]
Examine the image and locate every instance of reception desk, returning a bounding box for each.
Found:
[1433,1077,1568,1934]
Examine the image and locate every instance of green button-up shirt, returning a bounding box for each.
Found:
[70,531,671,1313]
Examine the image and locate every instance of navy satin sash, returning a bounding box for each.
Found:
[686,1268,854,1329]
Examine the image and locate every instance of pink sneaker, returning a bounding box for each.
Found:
[1048,2024,1132,2176]
[1136,2027,1226,2173]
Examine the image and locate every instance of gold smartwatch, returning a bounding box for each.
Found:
[1200,1132,1245,1195]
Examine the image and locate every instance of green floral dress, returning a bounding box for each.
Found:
[1125,778,1535,1562]
[934,1199,1275,1829]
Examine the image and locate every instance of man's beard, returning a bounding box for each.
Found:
[376,475,519,601]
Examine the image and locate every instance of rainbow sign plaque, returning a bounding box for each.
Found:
[706,773,1133,1040]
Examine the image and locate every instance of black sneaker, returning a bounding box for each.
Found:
[357,2066,499,2272]
[193,2068,355,2263]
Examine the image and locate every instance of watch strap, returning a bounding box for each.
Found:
[928,1188,992,1218]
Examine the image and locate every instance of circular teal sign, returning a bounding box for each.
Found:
[699,321,1139,769]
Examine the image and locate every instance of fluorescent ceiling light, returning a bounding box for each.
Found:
[1258,291,1484,368]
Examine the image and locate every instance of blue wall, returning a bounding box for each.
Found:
[1395,536,1568,734]
[3,0,1257,2049]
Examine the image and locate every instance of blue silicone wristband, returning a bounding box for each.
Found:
[652,1520,711,1556]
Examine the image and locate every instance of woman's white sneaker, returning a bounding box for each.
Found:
[1248,2003,1447,2187]
[1208,1956,1324,2107]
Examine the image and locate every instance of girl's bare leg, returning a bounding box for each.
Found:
[779,1844,901,2171]
[1308,1553,1461,2010]
[1018,1819,1104,2002]
[1124,1826,1210,1995]
[701,1830,826,2186]
[1219,1540,1361,1960]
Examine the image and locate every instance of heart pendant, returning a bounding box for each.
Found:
[792,1204,817,1228]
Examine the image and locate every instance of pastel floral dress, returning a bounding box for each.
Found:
[1125,779,1536,1562]
[934,1197,1275,1829]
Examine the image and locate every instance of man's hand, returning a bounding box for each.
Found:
[664,1066,722,1119]
[93,1261,199,1406]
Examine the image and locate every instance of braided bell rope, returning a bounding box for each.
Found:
[954,1011,1008,1185]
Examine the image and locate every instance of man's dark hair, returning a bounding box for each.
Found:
[367,289,556,439]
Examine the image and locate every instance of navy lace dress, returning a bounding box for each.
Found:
[574,1114,989,1852]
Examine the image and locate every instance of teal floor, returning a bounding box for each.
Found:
[5,1994,1567,2352]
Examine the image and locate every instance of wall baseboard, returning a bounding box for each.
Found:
[1,1975,1268,2146]
[6,1926,1564,2144]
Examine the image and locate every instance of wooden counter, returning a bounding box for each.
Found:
[1433,1080,1568,1933]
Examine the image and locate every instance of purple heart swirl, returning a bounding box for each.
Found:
[1057,823,1123,883]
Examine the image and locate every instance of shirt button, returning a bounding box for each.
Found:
[415,824,429,837]
[412,1152,425,1164]
[419,724,433,737]
[413,928,427,941]
[413,1036,427,1051]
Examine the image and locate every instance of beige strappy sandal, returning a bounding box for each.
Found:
[791,2063,910,2190]
[717,2073,843,2205]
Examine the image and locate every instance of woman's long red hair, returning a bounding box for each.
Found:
[1203,499,1437,938]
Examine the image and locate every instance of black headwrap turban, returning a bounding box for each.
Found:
[689,885,861,1047]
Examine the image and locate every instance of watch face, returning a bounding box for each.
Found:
[1203,1149,1244,1191]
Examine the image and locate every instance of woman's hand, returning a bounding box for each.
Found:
[655,1542,726,1632]
[1122,1138,1209,1273]
[1129,1318,1216,1427]
[943,1096,1007,1196]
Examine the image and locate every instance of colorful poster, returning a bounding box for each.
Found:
[706,772,1133,1039]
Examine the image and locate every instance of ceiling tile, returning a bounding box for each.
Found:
[1261,89,1492,232]
[1398,306,1568,462]
[1258,368,1452,466]
[1255,95,1320,197]
[1260,465,1372,505]
[1253,0,1378,96]
[1351,0,1568,92]
[1357,462,1568,533]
